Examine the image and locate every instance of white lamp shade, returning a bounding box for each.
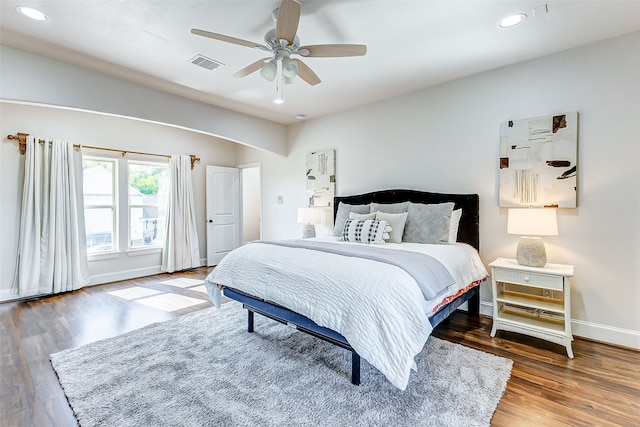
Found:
[297,207,321,224]
[282,57,298,79]
[260,60,277,81]
[507,208,558,236]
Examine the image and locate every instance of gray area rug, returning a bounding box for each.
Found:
[51,302,512,426]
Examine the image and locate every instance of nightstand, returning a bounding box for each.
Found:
[489,257,575,358]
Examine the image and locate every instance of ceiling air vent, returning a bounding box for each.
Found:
[189,54,224,71]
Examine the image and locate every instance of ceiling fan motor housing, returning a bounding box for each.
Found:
[264,29,300,51]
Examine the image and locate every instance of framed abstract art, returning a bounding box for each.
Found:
[499,112,578,208]
[306,149,335,207]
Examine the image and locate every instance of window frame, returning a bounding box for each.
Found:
[82,155,118,256]
[126,159,169,252]
[82,152,169,259]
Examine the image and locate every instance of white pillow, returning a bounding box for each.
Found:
[374,211,408,243]
[333,202,371,236]
[449,209,462,243]
[350,212,376,220]
[342,219,391,244]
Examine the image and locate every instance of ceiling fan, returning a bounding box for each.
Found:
[191,0,367,103]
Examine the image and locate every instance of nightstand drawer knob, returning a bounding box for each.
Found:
[524,276,530,282]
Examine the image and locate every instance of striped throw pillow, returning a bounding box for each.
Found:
[342,219,391,244]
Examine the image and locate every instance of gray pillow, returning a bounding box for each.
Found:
[350,212,376,220]
[403,202,455,244]
[333,202,371,236]
[374,211,408,243]
[370,202,409,214]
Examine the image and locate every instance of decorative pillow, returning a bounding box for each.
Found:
[403,202,455,244]
[333,203,371,236]
[374,211,408,243]
[449,209,462,243]
[349,212,376,220]
[342,219,391,244]
[370,202,409,214]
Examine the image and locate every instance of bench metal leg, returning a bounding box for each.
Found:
[469,291,480,316]
[351,352,361,386]
[247,309,254,333]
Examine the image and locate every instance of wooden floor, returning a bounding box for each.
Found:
[1,268,638,427]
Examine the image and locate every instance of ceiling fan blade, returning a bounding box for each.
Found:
[299,44,367,57]
[191,28,264,49]
[276,0,301,44]
[233,58,271,78]
[296,59,321,86]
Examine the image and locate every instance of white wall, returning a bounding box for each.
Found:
[237,32,640,349]
[0,102,238,298]
[241,166,262,244]
[0,45,288,156]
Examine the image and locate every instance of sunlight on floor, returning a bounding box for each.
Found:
[189,285,208,294]
[107,280,209,312]
[107,287,162,300]
[135,293,206,311]
[159,278,205,288]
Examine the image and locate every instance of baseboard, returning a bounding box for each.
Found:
[88,265,163,286]
[482,302,640,350]
[0,288,38,302]
[571,319,640,350]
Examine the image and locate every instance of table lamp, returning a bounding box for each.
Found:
[507,208,558,267]
[297,207,321,239]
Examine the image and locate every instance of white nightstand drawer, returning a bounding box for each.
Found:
[493,268,563,291]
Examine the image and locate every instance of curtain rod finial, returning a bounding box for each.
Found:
[7,133,29,154]
[190,155,200,169]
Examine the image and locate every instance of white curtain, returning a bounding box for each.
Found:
[12,137,90,296]
[161,155,200,272]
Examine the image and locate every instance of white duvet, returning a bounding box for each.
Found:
[205,238,487,390]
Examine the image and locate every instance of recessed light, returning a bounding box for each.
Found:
[498,13,526,28]
[273,98,284,105]
[15,5,48,21]
[296,114,306,120]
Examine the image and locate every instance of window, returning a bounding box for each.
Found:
[82,155,169,255]
[128,161,169,249]
[83,158,117,253]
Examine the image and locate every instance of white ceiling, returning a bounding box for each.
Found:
[1,1,639,125]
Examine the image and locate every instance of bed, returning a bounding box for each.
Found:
[204,189,487,390]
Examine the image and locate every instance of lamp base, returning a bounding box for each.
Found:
[302,223,316,239]
[516,236,547,267]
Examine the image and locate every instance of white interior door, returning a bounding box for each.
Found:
[206,166,240,266]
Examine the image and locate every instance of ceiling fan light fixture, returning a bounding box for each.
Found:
[499,13,527,28]
[260,60,277,81]
[282,57,298,79]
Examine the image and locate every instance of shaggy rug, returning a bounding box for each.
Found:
[51,302,512,426]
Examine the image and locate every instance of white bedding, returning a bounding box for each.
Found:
[205,238,487,390]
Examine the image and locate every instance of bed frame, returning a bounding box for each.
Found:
[223,189,481,386]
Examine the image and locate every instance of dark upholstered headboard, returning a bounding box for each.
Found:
[334,189,480,251]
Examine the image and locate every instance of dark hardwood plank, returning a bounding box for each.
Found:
[432,313,640,426]
[1,267,638,426]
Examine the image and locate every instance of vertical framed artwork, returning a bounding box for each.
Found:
[306,149,335,207]
[499,112,578,208]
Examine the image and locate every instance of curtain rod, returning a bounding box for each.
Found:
[7,132,200,169]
